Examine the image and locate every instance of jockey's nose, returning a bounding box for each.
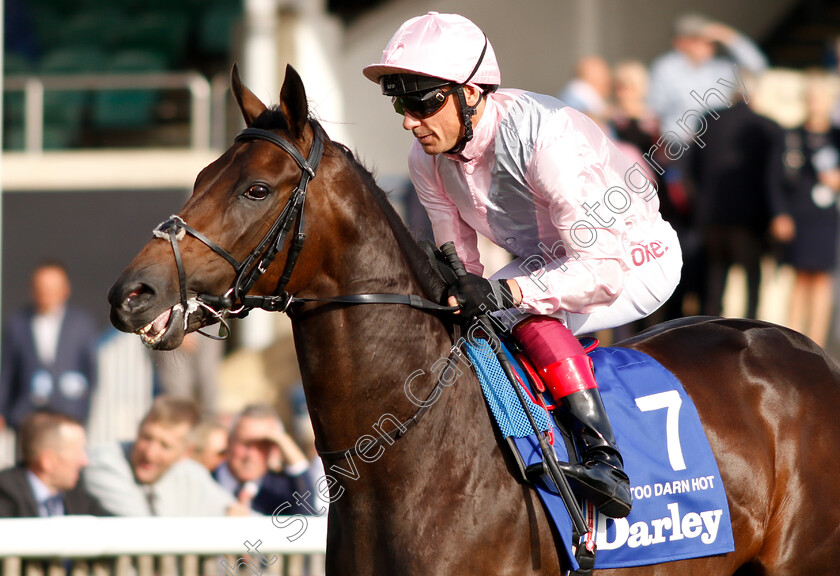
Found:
[402,112,421,131]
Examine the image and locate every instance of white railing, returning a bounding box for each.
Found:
[3,72,228,152]
[0,516,327,576]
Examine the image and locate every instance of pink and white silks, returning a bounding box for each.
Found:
[410,89,682,335]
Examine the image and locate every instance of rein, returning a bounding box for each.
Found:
[153,119,457,338]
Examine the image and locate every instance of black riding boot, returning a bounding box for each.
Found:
[558,387,633,519]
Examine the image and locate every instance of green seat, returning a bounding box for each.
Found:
[4,54,34,150]
[40,47,107,130]
[198,1,242,57]
[2,89,26,150]
[29,4,65,54]
[91,50,168,130]
[119,11,190,68]
[3,52,36,75]
[57,12,106,51]
[42,125,79,150]
[2,126,26,151]
[39,46,108,74]
[38,47,109,149]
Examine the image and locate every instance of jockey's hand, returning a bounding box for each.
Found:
[449,274,517,319]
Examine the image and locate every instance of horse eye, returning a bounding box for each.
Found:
[244,184,270,200]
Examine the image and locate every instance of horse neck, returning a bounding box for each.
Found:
[291,159,455,452]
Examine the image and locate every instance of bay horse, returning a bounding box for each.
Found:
[108,64,840,575]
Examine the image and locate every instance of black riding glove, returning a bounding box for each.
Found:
[450,273,516,320]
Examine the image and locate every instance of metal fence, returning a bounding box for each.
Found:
[0,516,327,576]
[3,72,232,152]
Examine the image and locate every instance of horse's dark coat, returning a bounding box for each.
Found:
[109,65,840,575]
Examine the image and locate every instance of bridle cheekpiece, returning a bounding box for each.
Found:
[153,118,456,340]
[153,120,325,338]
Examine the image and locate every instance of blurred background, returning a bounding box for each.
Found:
[2,0,840,569]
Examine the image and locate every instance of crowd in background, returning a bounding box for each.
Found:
[0,264,324,522]
[556,12,840,349]
[0,396,324,520]
[2,11,840,539]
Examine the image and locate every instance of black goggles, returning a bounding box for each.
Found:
[391,85,457,119]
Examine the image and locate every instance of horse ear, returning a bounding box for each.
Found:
[280,64,308,138]
[231,63,267,127]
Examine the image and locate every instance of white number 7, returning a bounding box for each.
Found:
[635,390,686,471]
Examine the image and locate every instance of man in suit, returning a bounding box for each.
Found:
[0,410,109,517]
[0,261,98,431]
[213,403,315,516]
[84,395,247,516]
[685,94,794,319]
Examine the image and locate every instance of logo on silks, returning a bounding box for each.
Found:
[590,348,735,569]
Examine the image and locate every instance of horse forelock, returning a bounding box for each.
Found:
[250,106,292,133]
[329,143,449,305]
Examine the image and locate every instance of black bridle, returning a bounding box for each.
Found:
[153,119,455,339]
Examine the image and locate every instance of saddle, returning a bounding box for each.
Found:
[463,337,735,573]
[424,242,733,571]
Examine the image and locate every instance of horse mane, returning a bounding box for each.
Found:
[330,141,449,305]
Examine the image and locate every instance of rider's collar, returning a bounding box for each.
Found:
[445,92,496,163]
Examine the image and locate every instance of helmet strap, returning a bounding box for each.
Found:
[446,87,479,155]
[444,35,489,155]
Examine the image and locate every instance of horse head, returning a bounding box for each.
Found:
[108,64,345,350]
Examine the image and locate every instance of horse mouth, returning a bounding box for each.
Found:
[136,306,184,348]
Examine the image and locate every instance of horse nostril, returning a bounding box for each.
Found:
[120,283,156,313]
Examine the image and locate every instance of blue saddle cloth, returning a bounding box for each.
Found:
[464,339,735,571]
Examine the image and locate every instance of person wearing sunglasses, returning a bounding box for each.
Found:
[364,12,682,519]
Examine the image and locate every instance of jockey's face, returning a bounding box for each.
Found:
[401,85,484,155]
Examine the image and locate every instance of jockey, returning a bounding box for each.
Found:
[364,12,682,519]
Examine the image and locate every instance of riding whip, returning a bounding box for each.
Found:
[439,241,589,537]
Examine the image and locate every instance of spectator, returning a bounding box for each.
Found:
[558,55,612,122]
[781,72,840,347]
[645,16,767,319]
[609,59,693,327]
[290,384,327,515]
[686,74,793,319]
[188,418,229,472]
[648,13,768,138]
[212,403,314,516]
[150,333,223,417]
[0,261,98,432]
[0,411,109,517]
[828,35,840,128]
[612,61,658,147]
[83,396,247,516]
